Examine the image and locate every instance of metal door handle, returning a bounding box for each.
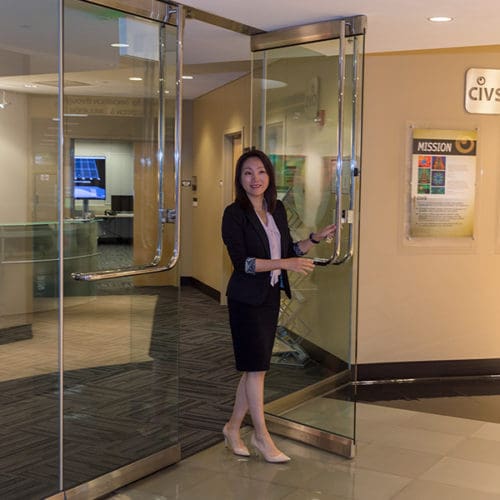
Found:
[72,14,184,282]
[314,26,361,267]
[334,34,361,265]
[313,20,347,267]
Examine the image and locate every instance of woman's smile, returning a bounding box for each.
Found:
[241,157,269,199]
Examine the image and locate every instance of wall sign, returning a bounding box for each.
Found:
[465,68,500,114]
[409,129,477,238]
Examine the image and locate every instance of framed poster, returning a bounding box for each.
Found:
[409,128,477,238]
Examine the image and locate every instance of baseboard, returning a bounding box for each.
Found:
[300,336,348,373]
[0,324,33,345]
[356,358,500,381]
[180,276,220,302]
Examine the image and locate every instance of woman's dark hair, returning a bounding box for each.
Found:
[234,149,277,213]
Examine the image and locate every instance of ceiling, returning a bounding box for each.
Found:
[183,0,500,54]
[1,0,500,100]
[181,0,500,97]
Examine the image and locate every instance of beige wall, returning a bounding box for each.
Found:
[358,45,500,364]
[191,45,500,366]
[0,91,29,223]
[180,100,194,278]
[191,77,251,292]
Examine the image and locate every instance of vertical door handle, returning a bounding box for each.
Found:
[314,20,349,267]
[72,10,184,282]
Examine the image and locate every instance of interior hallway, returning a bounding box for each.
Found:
[106,403,500,499]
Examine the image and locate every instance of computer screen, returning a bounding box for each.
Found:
[74,156,106,200]
[111,195,134,212]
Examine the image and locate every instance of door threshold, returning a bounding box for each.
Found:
[265,413,355,458]
[46,443,181,500]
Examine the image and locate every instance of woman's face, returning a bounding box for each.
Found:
[240,157,269,200]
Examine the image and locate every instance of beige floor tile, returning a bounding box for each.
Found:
[352,442,442,478]
[235,452,336,489]
[355,419,405,444]
[281,488,350,499]
[473,422,500,442]
[178,472,294,500]
[392,478,500,500]
[421,456,500,495]
[449,437,500,466]
[305,464,411,500]
[405,411,485,436]
[361,422,465,455]
[183,442,252,473]
[356,403,416,426]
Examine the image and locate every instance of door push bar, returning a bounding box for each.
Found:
[72,8,184,282]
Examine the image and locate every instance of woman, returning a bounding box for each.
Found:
[221,149,336,463]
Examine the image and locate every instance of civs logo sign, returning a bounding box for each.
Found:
[465,68,500,114]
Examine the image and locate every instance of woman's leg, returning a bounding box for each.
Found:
[226,372,249,430]
[223,373,250,454]
[245,371,287,458]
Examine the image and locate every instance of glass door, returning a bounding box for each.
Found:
[61,0,181,495]
[0,0,181,498]
[251,18,365,457]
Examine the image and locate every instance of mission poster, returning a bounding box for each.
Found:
[410,129,477,238]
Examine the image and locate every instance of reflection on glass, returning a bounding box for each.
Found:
[62,0,179,490]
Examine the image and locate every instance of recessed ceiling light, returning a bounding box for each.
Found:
[428,16,453,23]
[111,43,129,48]
[129,77,143,81]
[182,75,194,80]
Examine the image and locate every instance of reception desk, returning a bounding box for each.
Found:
[98,213,133,243]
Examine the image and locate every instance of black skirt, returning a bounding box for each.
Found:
[227,284,281,372]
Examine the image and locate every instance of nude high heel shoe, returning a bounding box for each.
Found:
[250,433,291,463]
[222,424,250,457]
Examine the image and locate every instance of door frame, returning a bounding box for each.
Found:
[220,129,243,306]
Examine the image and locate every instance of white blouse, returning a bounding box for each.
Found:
[257,211,281,286]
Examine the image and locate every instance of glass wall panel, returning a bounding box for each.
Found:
[0,0,61,498]
[62,0,179,490]
[252,33,364,442]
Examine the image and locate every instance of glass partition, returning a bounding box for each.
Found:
[252,29,364,448]
[0,0,180,497]
[0,1,61,497]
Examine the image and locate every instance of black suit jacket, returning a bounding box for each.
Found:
[222,200,296,306]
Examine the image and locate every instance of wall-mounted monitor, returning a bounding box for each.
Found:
[74,156,106,200]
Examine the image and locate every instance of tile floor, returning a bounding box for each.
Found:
[107,402,500,499]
